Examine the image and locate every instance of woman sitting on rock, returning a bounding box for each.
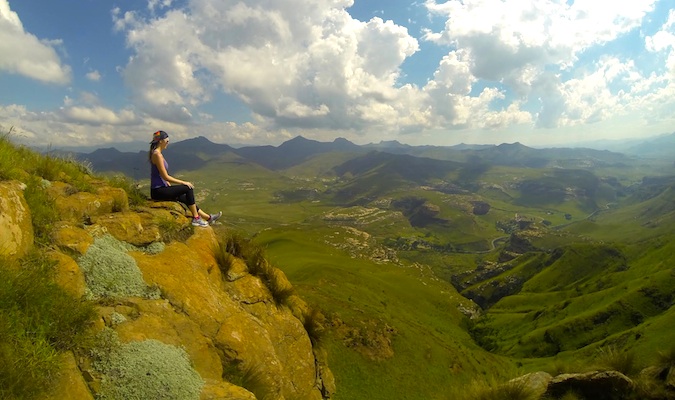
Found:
[149,130,221,227]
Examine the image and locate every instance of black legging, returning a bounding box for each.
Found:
[151,185,198,209]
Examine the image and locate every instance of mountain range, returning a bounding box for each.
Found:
[59,133,674,179]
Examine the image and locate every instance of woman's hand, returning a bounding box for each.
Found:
[184,181,194,189]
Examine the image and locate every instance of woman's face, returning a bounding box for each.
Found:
[160,137,169,149]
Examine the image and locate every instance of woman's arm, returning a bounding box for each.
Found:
[152,151,193,188]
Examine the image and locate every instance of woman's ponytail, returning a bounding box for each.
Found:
[148,142,159,162]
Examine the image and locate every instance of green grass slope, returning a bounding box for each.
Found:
[253,225,516,400]
[476,185,675,362]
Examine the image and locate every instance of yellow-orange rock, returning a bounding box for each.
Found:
[112,299,223,381]
[97,186,128,212]
[92,211,160,246]
[52,223,93,255]
[0,180,33,259]
[54,191,116,223]
[49,251,86,298]
[132,228,324,400]
[132,228,225,336]
[201,379,256,400]
[38,351,94,400]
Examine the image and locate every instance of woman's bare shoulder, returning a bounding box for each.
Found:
[151,149,164,164]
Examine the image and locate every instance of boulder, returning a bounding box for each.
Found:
[225,257,249,282]
[92,211,161,246]
[38,351,94,400]
[54,191,117,223]
[96,186,129,212]
[49,250,87,298]
[545,370,633,400]
[52,223,94,255]
[0,180,33,259]
[509,371,552,398]
[201,379,256,400]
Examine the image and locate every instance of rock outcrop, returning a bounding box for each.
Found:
[544,370,633,400]
[0,177,334,400]
[0,180,34,259]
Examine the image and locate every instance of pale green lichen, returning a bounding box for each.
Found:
[92,329,203,400]
[143,241,165,255]
[78,235,161,300]
[109,312,126,326]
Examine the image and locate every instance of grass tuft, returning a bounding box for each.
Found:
[263,268,295,307]
[223,360,276,400]
[594,345,639,376]
[656,345,675,370]
[157,217,192,243]
[216,231,295,306]
[212,239,235,276]
[23,176,60,246]
[455,377,537,400]
[303,307,326,348]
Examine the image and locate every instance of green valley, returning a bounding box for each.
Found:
[81,135,675,399]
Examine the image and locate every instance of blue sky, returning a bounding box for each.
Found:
[1,0,674,149]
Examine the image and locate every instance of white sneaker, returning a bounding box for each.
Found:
[209,211,222,225]
[191,217,208,227]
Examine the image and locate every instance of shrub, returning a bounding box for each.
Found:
[92,329,204,400]
[0,252,96,399]
[78,234,161,300]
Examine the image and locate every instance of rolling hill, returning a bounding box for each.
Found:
[40,133,675,399]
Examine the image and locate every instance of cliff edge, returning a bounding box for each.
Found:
[0,178,334,400]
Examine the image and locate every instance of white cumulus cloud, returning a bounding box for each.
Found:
[114,0,421,133]
[0,0,71,84]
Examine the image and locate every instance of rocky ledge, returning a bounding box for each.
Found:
[0,179,334,400]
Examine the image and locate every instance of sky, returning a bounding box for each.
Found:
[1,0,674,149]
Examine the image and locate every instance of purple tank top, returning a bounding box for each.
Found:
[151,151,169,189]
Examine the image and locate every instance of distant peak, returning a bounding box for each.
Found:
[180,136,214,144]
